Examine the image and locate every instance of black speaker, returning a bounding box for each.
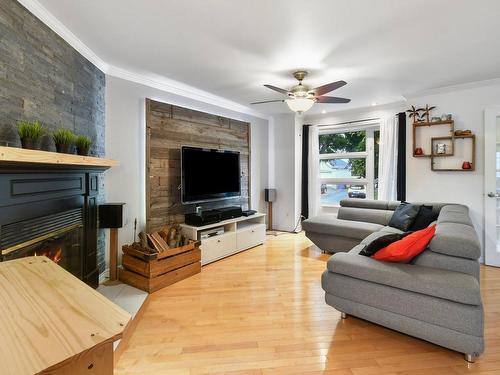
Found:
[265,188,276,202]
[99,203,125,228]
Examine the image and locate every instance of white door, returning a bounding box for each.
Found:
[484,106,500,266]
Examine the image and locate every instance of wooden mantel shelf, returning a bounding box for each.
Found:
[0,146,118,169]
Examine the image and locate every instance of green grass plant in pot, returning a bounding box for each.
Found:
[17,120,46,150]
[75,135,92,156]
[52,128,75,154]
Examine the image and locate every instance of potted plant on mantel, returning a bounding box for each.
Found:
[52,129,75,154]
[17,120,46,150]
[75,135,91,156]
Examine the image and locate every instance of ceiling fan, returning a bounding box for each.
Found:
[251,71,350,114]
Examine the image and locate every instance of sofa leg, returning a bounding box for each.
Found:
[341,312,348,319]
[464,353,477,363]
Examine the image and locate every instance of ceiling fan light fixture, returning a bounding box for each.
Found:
[286,98,315,113]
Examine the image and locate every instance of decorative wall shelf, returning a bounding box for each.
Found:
[431,135,475,172]
[412,120,454,157]
[412,117,475,172]
[0,146,117,170]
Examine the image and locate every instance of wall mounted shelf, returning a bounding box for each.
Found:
[0,146,117,170]
[412,120,454,157]
[431,134,475,172]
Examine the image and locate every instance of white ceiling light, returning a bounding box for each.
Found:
[286,98,315,113]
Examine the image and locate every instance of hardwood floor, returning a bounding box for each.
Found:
[115,232,500,375]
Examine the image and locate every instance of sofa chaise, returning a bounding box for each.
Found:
[302,199,483,362]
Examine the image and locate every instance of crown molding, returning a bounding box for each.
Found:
[16,0,269,121]
[106,66,270,120]
[403,77,500,100]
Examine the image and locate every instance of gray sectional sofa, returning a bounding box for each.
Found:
[302,199,483,362]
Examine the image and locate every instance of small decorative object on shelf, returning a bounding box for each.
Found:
[16,120,46,150]
[431,116,441,122]
[414,147,424,155]
[407,105,423,124]
[441,114,448,121]
[435,143,447,155]
[446,114,453,120]
[75,135,91,156]
[462,161,472,170]
[421,104,436,123]
[52,128,75,154]
[455,129,472,136]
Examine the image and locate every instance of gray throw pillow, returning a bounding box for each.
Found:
[388,202,420,231]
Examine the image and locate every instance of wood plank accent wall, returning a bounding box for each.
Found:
[146,99,250,232]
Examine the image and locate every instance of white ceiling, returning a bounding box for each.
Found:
[35,0,500,115]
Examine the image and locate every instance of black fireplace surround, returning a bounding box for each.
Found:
[0,165,102,288]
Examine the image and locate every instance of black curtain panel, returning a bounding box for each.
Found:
[396,112,407,201]
[301,125,310,219]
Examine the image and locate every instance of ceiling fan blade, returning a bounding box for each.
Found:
[250,99,285,105]
[315,96,351,104]
[263,84,290,95]
[310,80,347,96]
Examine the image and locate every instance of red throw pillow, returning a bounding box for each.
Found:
[372,224,436,263]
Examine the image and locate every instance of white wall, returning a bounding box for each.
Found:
[270,113,303,231]
[305,81,500,257]
[105,76,269,255]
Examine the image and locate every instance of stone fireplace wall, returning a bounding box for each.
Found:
[0,0,106,274]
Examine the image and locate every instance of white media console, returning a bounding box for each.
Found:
[180,213,266,265]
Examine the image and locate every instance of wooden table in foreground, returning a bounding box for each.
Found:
[0,256,131,375]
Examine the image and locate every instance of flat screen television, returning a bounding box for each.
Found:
[181,146,241,204]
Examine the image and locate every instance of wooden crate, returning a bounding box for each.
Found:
[119,241,201,293]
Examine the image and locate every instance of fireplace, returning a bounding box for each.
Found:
[1,209,84,278]
[0,167,103,288]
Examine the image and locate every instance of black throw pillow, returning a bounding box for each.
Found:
[410,205,438,231]
[388,202,420,231]
[359,232,411,257]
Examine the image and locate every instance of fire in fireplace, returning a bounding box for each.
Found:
[1,210,84,279]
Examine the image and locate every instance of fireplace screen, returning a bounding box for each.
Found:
[2,225,83,279]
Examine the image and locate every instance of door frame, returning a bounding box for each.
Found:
[484,106,500,266]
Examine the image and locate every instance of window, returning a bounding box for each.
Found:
[319,126,379,206]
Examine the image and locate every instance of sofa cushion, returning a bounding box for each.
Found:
[388,202,420,231]
[379,226,404,234]
[340,199,389,210]
[410,205,439,231]
[326,252,481,305]
[301,215,383,239]
[337,207,393,226]
[429,222,481,260]
[438,205,473,226]
[359,233,410,257]
[373,225,436,263]
[348,244,365,255]
[412,250,480,280]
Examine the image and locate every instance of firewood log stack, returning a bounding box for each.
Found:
[130,224,188,254]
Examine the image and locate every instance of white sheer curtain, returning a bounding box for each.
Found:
[378,116,398,201]
[308,125,320,217]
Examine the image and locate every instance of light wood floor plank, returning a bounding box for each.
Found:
[116,232,500,374]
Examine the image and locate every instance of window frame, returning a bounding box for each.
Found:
[318,122,379,207]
